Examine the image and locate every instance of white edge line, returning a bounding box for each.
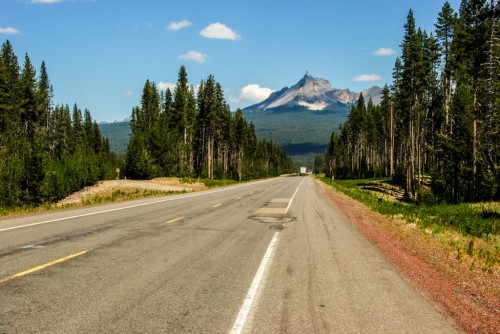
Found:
[230,232,280,334]
[0,179,276,233]
[284,177,305,214]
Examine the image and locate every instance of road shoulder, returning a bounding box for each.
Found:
[314,178,499,334]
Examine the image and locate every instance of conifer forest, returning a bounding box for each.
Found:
[0,42,293,208]
[0,40,119,207]
[126,66,293,181]
[324,0,500,203]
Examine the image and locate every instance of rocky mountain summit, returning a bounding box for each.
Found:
[244,72,382,112]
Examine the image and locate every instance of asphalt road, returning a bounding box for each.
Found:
[0,176,457,333]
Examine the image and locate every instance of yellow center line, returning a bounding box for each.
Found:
[161,216,184,225]
[212,203,222,208]
[0,250,89,284]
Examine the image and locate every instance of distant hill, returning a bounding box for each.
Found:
[99,121,131,156]
[243,72,382,168]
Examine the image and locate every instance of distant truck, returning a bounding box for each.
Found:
[300,167,307,176]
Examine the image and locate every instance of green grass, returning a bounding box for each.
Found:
[319,177,499,238]
[318,177,500,271]
[0,204,53,218]
[318,176,499,269]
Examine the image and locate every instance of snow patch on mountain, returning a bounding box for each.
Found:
[297,100,328,110]
[244,72,382,112]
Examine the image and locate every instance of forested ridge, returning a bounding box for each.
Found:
[0,40,119,208]
[126,66,293,181]
[324,0,499,203]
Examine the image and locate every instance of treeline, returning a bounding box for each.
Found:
[0,40,118,207]
[126,66,293,180]
[325,0,499,203]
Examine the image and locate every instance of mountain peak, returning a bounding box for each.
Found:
[244,73,382,112]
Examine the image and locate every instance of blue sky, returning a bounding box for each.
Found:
[2,0,461,122]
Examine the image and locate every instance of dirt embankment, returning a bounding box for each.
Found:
[315,179,499,334]
[56,178,205,206]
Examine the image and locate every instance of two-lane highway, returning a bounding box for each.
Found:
[0,176,457,333]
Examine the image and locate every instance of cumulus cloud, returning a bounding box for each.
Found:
[353,74,381,82]
[230,84,273,103]
[0,27,20,35]
[167,20,192,31]
[200,22,241,40]
[157,81,176,91]
[179,50,207,63]
[373,48,396,56]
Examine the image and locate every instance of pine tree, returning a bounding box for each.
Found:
[435,1,457,127]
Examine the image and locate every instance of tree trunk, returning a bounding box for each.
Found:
[390,103,395,177]
[473,89,477,183]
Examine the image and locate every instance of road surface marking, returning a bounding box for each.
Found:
[161,216,184,225]
[212,203,222,208]
[285,178,305,214]
[270,198,290,203]
[255,208,286,215]
[21,244,45,249]
[0,250,89,284]
[0,179,275,233]
[230,232,280,334]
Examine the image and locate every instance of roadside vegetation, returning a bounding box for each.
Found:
[317,1,499,272]
[318,176,499,270]
[125,66,294,182]
[0,41,294,213]
[322,1,499,204]
[0,41,120,209]
[0,177,248,218]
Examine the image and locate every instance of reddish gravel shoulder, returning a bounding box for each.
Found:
[315,179,499,334]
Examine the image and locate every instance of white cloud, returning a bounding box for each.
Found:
[0,27,20,35]
[125,91,133,96]
[200,22,241,40]
[353,74,381,82]
[167,20,192,31]
[157,81,176,91]
[230,84,273,103]
[179,50,207,63]
[373,48,396,56]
